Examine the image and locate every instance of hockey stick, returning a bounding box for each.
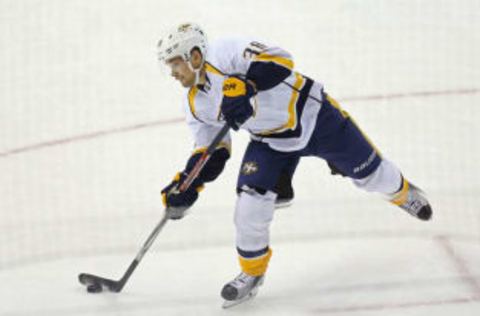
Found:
[78,123,230,293]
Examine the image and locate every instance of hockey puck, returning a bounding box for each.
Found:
[87,283,102,293]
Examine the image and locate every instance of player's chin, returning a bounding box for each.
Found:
[181,80,194,88]
[177,76,194,88]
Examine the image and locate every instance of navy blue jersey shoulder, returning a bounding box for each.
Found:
[246,61,292,91]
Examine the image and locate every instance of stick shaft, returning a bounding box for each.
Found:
[179,123,230,192]
[112,123,230,291]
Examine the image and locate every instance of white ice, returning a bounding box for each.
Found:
[1,1,480,315]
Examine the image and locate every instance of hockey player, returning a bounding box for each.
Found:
[157,23,432,306]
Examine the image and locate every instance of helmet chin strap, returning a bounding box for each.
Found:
[187,59,204,86]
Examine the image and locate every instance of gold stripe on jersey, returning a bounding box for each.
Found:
[253,53,294,70]
[258,72,304,136]
[286,72,304,128]
[188,86,200,119]
[205,62,224,76]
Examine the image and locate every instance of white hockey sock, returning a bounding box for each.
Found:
[234,186,276,252]
[352,159,402,195]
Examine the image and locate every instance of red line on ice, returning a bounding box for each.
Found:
[436,235,480,298]
[1,88,479,158]
[0,118,183,158]
[314,296,480,314]
[340,88,480,102]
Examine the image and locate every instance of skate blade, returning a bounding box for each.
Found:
[274,200,293,210]
[222,288,259,309]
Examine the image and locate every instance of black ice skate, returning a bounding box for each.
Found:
[221,272,265,308]
[275,196,294,209]
[274,171,294,209]
[391,180,432,221]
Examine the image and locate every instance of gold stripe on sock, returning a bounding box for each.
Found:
[390,178,410,206]
[238,248,273,277]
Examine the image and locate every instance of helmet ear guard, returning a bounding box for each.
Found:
[186,46,205,85]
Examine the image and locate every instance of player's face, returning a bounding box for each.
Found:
[166,57,195,88]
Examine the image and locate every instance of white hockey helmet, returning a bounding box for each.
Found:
[157,23,208,63]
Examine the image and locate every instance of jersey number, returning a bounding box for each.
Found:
[243,41,268,59]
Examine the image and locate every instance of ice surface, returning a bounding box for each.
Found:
[1,0,479,315]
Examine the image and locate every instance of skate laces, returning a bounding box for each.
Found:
[402,186,428,214]
[232,273,256,287]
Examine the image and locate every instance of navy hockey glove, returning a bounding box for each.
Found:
[161,172,204,220]
[161,147,230,220]
[221,77,256,131]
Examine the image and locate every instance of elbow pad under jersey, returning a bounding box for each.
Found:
[246,61,292,91]
[183,147,231,187]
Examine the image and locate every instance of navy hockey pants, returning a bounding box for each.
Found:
[237,93,382,192]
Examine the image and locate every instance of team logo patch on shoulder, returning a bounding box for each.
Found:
[242,161,259,175]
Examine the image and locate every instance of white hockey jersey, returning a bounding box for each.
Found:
[183,37,324,153]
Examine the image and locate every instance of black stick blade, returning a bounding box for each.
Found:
[78,273,122,292]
